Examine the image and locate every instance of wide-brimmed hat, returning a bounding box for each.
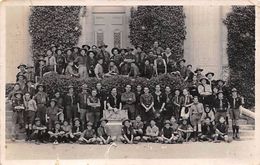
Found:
[122,119,131,125]
[100,118,108,123]
[216,79,225,84]
[231,88,238,92]
[205,72,215,77]
[26,65,34,69]
[35,117,40,121]
[50,98,57,103]
[187,64,192,68]
[164,120,171,125]
[111,47,120,54]
[178,59,186,63]
[16,73,26,79]
[26,79,34,84]
[98,43,108,49]
[92,45,98,49]
[55,49,62,54]
[72,46,80,51]
[65,48,73,53]
[87,122,93,126]
[17,63,27,69]
[68,85,74,89]
[74,117,80,122]
[36,84,45,89]
[87,50,96,56]
[14,90,23,96]
[82,45,90,50]
[194,68,203,73]
[199,77,210,84]
[217,90,224,95]
[81,84,88,89]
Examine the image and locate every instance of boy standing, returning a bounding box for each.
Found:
[121,84,136,120]
[77,84,90,128]
[140,87,154,124]
[87,89,101,128]
[34,84,48,125]
[46,99,60,130]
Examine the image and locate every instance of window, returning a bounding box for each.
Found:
[114,30,121,48]
[96,30,104,46]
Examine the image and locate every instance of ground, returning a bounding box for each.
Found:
[5,139,256,160]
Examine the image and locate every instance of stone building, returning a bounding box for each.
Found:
[5,6,230,83]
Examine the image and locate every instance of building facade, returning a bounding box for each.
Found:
[5,6,230,83]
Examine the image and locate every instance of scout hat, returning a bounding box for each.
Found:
[55,121,61,125]
[98,43,108,49]
[74,117,80,122]
[205,72,215,77]
[122,119,131,125]
[68,85,74,89]
[36,84,45,90]
[120,48,128,53]
[164,120,171,125]
[199,77,210,84]
[194,67,203,73]
[14,90,23,97]
[217,90,224,95]
[87,121,93,126]
[216,79,225,84]
[65,48,73,53]
[26,65,34,69]
[16,73,26,79]
[87,50,96,56]
[81,84,88,89]
[231,88,238,92]
[92,45,98,49]
[111,47,120,54]
[82,45,90,50]
[178,59,186,63]
[100,118,108,123]
[17,63,27,69]
[35,117,40,121]
[187,64,192,68]
[50,98,57,103]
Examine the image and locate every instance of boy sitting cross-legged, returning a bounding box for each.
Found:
[142,120,160,142]
[79,121,97,144]
[120,119,140,144]
[214,116,231,143]
[97,118,116,144]
[198,117,216,142]
[131,115,144,140]
[158,120,179,144]
[30,117,48,145]
[48,121,65,145]
[177,118,193,142]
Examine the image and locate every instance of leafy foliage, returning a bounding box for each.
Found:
[129,6,186,59]
[29,6,82,60]
[224,6,255,108]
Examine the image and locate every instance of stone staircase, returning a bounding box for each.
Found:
[5,100,255,141]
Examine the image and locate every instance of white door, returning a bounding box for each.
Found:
[93,14,125,52]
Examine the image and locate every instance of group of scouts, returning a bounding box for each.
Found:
[8,41,245,145]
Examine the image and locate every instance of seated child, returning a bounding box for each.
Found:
[79,122,97,144]
[71,118,83,142]
[120,119,140,144]
[177,118,193,142]
[214,116,230,143]
[61,120,73,143]
[97,118,116,144]
[170,116,183,143]
[48,121,65,144]
[199,117,216,142]
[132,115,144,139]
[158,120,179,144]
[30,117,48,144]
[142,120,159,142]
[201,104,215,124]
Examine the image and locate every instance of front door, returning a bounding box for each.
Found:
[93,7,126,52]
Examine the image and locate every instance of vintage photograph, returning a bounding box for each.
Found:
[3,4,255,160]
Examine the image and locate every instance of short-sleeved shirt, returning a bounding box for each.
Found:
[140,93,154,107]
[161,127,173,138]
[83,129,96,139]
[146,125,159,137]
[34,91,48,105]
[24,99,37,112]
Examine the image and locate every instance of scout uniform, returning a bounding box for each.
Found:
[56,49,66,74]
[11,90,25,141]
[180,93,193,120]
[74,49,89,79]
[213,90,229,122]
[197,77,212,105]
[35,57,48,81]
[46,99,60,129]
[140,60,154,79]
[121,89,136,120]
[158,120,175,144]
[98,43,110,73]
[154,56,167,75]
[61,121,73,143]
[140,92,154,123]
[87,92,101,128]
[31,117,48,144]
[194,68,204,81]
[177,59,188,79]
[97,118,116,144]
[135,89,143,117]
[142,120,159,142]
[24,93,37,140]
[16,63,28,80]
[23,80,36,97]
[228,88,244,139]
[79,122,97,144]
[86,50,97,77]
[214,117,229,142]
[77,84,90,128]
[199,118,216,142]
[152,91,166,118]
[48,121,65,144]
[65,60,79,77]
[48,54,57,72]
[132,117,144,138]
[34,84,48,124]
[111,47,124,67]
[94,59,104,79]
[64,85,78,124]
[120,119,136,144]
[177,119,193,142]
[172,90,181,121]
[26,65,35,82]
[16,73,27,93]
[71,118,83,142]
[201,104,215,124]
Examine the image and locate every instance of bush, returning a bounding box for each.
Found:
[129,6,186,59]
[5,83,15,97]
[223,6,255,108]
[39,73,187,97]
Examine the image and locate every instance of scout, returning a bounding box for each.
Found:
[31,117,48,144]
[150,41,164,55]
[65,60,79,77]
[199,117,216,142]
[77,84,90,128]
[36,57,47,80]
[154,54,167,76]
[46,99,60,130]
[194,68,204,81]
[132,115,144,139]
[53,91,64,109]
[34,84,49,125]
[201,104,215,124]
[110,47,123,67]
[26,65,35,82]
[205,72,215,86]
[48,50,57,72]
[96,82,106,118]
[23,80,36,97]
[214,116,230,143]
[188,75,199,97]
[172,89,182,121]
[11,90,25,141]
[16,73,27,92]
[135,46,145,67]
[177,118,193,142]
[94,58,104,79]
[74,49,89,79]
[140,87,154,123]
[79,122,97,144]
[65,48,74,62]
[120,119,140,144]
[61,120,73,143]
[87,89,101,128]
[71,118,83,142]
[180,88,193,120]
[140,59,154,79]
[8,83,20,102]
[48,121,65,144]
[86,50,97,77]
[142,120,159,142]
[164,86,174,119]
[24,92,37,141]
[64,85,78,125]
[97,118,116,144]
[185,64,194,82]
[17,63,28,78]
[177,59,187,79]
[213,90,229,122]
[105,87,122,115]
[189,96,204,141]
[121,84,136,120]
[228,88,244,140]
[98,43,110,73]
[56,49,66,74]
[158,120,175,144]
[197,77,212,105]
[152,84,166,119]
[215,79,228,97]
[82,44,90,51]
[135,85,143,116]
[105,60,119,77]
[162,47,175,66]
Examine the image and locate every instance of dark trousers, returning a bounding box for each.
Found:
[31,130,48,142]
[36,104,47,125]
[65,105,78,123]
